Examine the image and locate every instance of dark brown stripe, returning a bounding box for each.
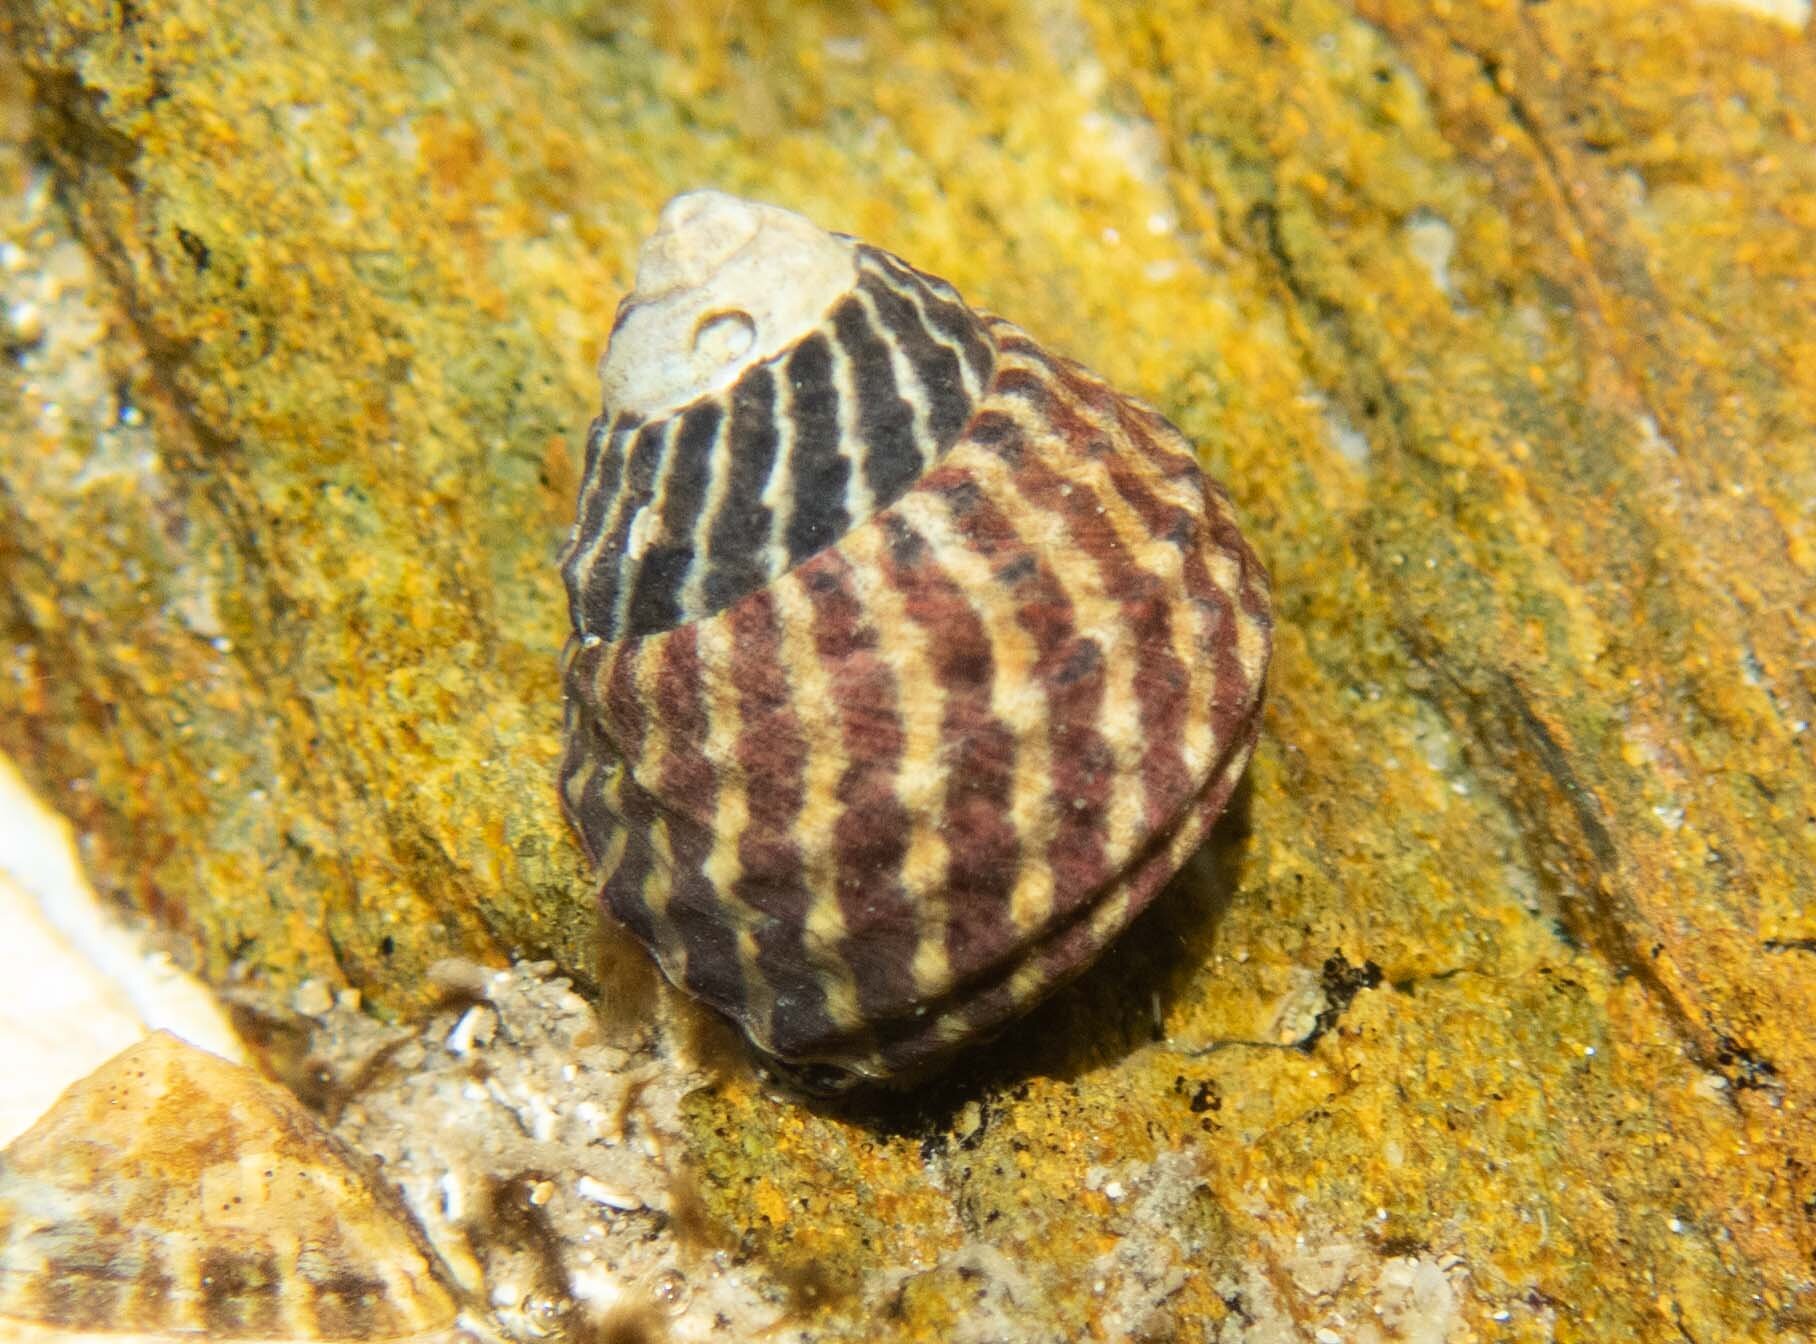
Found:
[564,412,636,626]
[782,332,851,565]
[926,461,1114,928]
[1100,395,1270,744]
[649,626,712,809]
[964,407,1022,456]
[1021,709,1263,1016]
[833,293,925,508]
[951,419,1133,919]
[35,1231,139,1329]
[873,713,1263,1078]
[703,362,783,614]
[623,400,723,637]
[858,261,974,447]
[590,639,666,952]
[647,628,748,1020]
[790,548,922,1026]
[600,772,662,957]
[561,720,613,867]
[866,246,995,389]
[587,633,663,956]
[307,1261,392,1338]
[561,638,637,865]
[1095,373,1204,481]
[723,589,839,1058]
[600,639,650,769]
[1083,389,1264,759]
[1071,398,1228,788]
[580,411,638,518]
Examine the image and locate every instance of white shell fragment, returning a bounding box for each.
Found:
[0,1033,472,1343]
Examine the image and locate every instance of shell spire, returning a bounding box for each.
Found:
[559,191,1272,1087]
[563,190,996,644]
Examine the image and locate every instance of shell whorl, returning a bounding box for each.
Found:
[562,192,997,643]
[559,192,1273,1086]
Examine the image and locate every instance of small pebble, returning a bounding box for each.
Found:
[292,979,334,1017]
[574,1175,643,1211]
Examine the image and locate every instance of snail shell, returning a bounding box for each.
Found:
[559,191,1272,1086]
[0,1033,469,1343]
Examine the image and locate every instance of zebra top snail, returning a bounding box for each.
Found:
[558,191,1272,1088]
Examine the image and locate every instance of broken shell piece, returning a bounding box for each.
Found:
[0,1032,476,1343]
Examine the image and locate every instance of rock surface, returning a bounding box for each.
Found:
[1,1,1812,1339]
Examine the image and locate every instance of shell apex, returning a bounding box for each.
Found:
[599,190,857,422]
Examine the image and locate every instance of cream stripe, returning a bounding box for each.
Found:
[1236,571,1271,688]
[611,411,693,636]
[622,640,691,994]
[873,257,992,403]
[1203,545,1243,601]
[675,396,736,622]
[144,1239,202,1330]
[950,439,1145,870]
[855,284,934,476]
[892,486,1056,937]
[355,1219,444,1326]
[566,418,645,633]
[831,521,955,999]
[584,649,635,891]
[757,355,798,581]
[572,677,631,882]
[256,1227,311,1335]
[680,615,786,1050]
[1205,542,1270,711]
[591,757,631,885]
[560,747,598,819]
[825,322,876,526]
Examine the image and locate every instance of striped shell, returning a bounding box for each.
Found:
[558,192,1272,1086]
[0,1033,468,1343]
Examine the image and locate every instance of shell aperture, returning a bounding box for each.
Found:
[559,191,1272,1086]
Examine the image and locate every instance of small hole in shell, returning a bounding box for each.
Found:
[693,309,756,364]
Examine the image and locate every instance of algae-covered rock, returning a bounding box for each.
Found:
[1,0,1812,1338]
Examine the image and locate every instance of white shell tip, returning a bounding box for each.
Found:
[600,190,856,421]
